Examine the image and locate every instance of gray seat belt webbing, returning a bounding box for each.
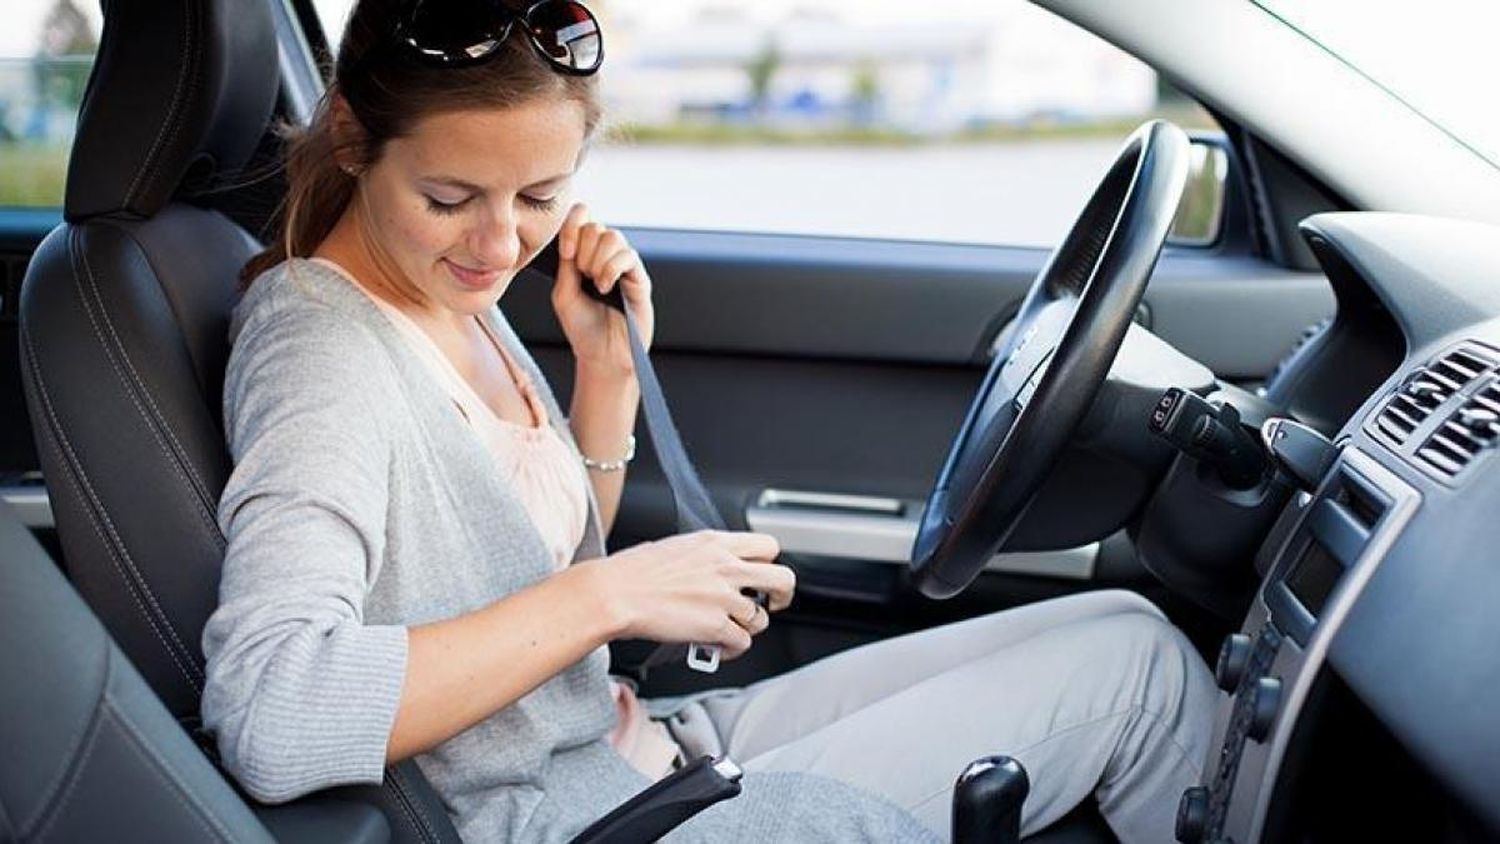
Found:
[613,291,725,534]
[589,285,737,674]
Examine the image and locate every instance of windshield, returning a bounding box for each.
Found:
[1255,0,1500,169]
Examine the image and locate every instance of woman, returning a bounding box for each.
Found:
[201,1,1215,841]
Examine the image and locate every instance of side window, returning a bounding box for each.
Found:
[310,0,1221,248]
[0,1,102,208]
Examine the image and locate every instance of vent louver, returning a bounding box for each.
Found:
[1415,378,1500,479]
[1369,344,1497,449]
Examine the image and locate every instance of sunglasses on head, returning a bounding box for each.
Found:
[395,0,604,74]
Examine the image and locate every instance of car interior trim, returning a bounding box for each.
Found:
[0,485,52,529]
[1246,445,1420,841]
[746,490,1099,580]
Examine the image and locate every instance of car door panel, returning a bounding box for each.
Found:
[509,229,1333,372]
[509,229,1336,601]
[505,227,1333,636]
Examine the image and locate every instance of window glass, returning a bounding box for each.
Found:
[0,1,102,208]
[1255,0,1500,169]
[312,0,1219,248]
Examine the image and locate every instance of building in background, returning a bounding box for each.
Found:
[600,1,1156,134]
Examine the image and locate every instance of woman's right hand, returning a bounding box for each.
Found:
[583,530,795,659]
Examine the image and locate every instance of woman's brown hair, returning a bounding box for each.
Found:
[241,0,602,286]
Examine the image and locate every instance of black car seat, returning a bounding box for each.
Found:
[17,0,459,840]
[0,501,391,843]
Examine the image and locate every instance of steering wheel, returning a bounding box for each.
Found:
[911,120,1192,599]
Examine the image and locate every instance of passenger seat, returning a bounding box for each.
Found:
[0,501,393,842]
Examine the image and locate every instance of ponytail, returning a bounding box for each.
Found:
[240,96,360,287]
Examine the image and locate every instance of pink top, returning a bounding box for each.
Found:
[317,258,679,779]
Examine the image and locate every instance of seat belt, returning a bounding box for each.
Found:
[585,282,762,674]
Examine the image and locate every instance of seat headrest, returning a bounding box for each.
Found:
[64,0,280,222]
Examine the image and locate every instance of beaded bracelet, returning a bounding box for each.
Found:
[581,434,636,472]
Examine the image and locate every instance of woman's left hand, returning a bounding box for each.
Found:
[551,203,654,375]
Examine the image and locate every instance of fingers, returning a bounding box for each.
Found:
[727,560,797,612]
[716,614,753,657]
[691,529,780,563]
[573,223,610,285]
[557,202,589,261]
[675,529,794,611]
[583,230,635,293]
[552,205,589,308]
[729,593,770,635]
[594,248,642,295]
[560,208,646,296]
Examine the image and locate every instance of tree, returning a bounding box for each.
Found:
[849,61,881,126]
[746,38,782,118]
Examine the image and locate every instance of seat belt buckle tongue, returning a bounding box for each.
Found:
[685,589,766,672]
[686,643,721,673]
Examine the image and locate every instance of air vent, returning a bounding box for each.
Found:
[1416,377,1500,479]
[1369,344,1498,449]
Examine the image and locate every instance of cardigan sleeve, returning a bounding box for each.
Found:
[201,295,409,804]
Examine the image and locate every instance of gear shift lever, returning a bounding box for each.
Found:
[953,755,1029,844]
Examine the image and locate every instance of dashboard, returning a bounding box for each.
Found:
[1180,213,1500,842]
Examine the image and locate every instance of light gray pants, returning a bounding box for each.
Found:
[650,589,1216,843]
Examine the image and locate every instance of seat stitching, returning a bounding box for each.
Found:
[37,414,201,687]
[393,765,442,841]
[123,0,199,207]
[67,235,211,677]
[24,328,202,691]
[77,237,222,544]
[22,249,202,690]
[105,670,240,842]
[399,767,438,839]
[25,641,111,840]
[390,767,441,844]
[381,773,429,844]
[390,766,437,841]
[81,224,224,546]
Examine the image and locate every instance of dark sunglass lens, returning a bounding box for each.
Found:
[405,0,507,62]
[525,1,603,71]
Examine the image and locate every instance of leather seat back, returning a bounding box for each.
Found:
[20,0,275,722]
[0,501,276,843]
[18,2,459,840]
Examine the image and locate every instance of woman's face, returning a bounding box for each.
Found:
[350,98,587,320]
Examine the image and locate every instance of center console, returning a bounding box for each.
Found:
[1176,446,1420,843]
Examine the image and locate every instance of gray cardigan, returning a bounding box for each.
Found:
[201,258,934,842]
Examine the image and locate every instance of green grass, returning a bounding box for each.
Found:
[605,104,1219,149]
[0,143,70,208]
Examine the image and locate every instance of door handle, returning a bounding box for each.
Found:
[746,488,1097,579]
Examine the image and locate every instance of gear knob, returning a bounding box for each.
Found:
[952,755,1029,844]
